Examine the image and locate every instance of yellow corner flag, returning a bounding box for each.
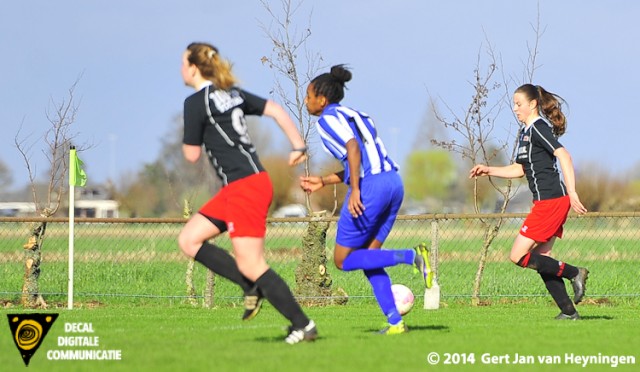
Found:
[69,147,87,187]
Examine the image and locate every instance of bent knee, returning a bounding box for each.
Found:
[510,252,528,266]
[333,257,345,271]
[236,259,268,282]
[177,232,200,258]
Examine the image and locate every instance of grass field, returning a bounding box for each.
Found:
[1,217,639,370]
[1,301,638,371]
[2,218,639,302]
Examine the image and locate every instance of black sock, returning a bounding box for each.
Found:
[194,242,253,292]
[517,253,579,279]
[540,273,576,315]
[255,269,309,328]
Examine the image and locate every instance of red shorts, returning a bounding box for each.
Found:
[520,195,570,243]
[199,172,273,238]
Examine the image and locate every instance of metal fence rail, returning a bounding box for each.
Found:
[1,213,638,307]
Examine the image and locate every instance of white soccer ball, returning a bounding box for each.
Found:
[391,284,414,315]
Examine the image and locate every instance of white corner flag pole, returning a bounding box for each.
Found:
[68,183,75,310]
[68,146,86,310]
[68,147,76,310]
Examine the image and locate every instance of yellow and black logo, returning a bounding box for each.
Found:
[7,313,59,366]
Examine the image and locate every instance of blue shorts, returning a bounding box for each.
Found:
[336,171,404,248]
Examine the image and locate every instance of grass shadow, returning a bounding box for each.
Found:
[254,335,321,343]
[579,315,615,320]
[363,324,449,333]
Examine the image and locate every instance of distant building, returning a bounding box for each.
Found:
[0,200,120,218]
[73,187,119,218]
[272,204,307,218]
[0,187,120,218]
[73,199,119,218]
[0,202,37,217]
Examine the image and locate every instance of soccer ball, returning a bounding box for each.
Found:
[391,284,414,315]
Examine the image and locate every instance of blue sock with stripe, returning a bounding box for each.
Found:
[364,268,402,325]
[342,249,415,272]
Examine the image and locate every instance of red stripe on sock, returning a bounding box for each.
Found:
[520,253,531,268]
[557,262,565,277]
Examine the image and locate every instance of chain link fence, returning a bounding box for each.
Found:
[1,213,638,307]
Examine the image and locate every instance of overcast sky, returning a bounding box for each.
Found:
[1,0,639,192]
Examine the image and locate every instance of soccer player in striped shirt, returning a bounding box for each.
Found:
[300,65,432,334]
[469,84,589,320]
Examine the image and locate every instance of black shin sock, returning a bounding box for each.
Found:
[518,252,579,279]
[255,269,309,328]
[540,273,576,315]
[194,242,253,292]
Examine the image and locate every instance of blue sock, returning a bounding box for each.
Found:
[342,249,415,272]
[364,269,402,325]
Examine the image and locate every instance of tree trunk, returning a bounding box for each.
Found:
[21,222,48,309]
[185,259,198,306]
[295,211,347,306]
[204,270,215,308]
[471,220,503,306]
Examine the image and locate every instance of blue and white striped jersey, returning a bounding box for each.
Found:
[316,103,398,184]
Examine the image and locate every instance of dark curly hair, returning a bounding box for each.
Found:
[310,64,352,103]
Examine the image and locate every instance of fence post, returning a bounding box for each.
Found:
[431,219,439,279]
[424,219,440,309]
[184,200,198,307]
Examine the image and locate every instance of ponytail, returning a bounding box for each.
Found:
[536,86,567,137]
[186,42,237,90]
[515,84,567,137]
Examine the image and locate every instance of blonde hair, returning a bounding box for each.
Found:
[186,42,237,90]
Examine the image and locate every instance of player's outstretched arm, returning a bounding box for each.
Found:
[469,163,524,179]
[300,172,343,194]
[263,100,307,166]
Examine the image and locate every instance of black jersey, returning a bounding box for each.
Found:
[183,84,267,186]
[515,118,567,201]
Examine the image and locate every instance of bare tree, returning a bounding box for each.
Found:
[431,19,544,305]
[259,0,324,209]
[259,0,346,305]
[14,77,87,308]
[521,7,546,84]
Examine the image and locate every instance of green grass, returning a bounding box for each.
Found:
[2,256,637,306]
[1,301,638,371]
[2,219,639,370]
[1,256,638,311]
